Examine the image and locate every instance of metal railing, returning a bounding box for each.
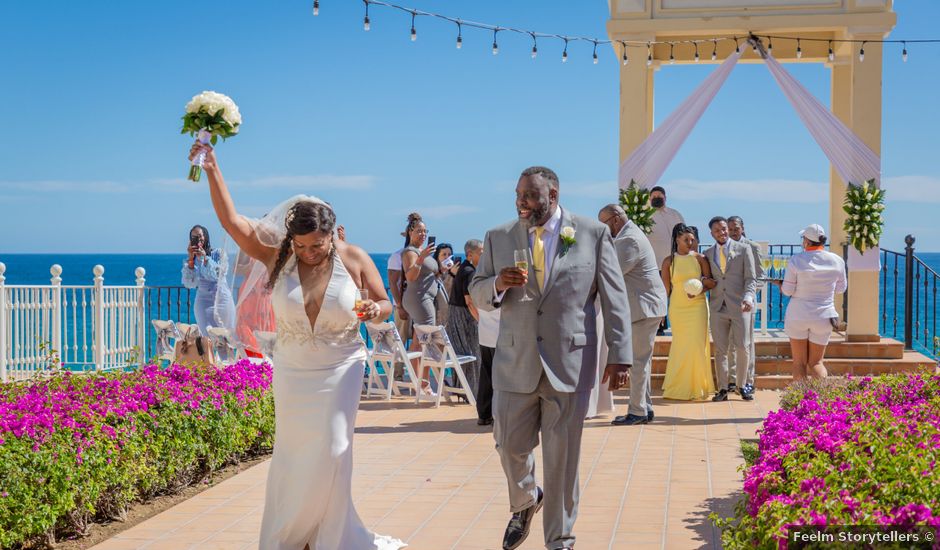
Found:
[881,236,938,356]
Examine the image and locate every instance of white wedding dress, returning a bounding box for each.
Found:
[259,254,406,550]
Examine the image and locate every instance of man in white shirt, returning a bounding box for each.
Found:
[646,186,684,335]
[727,215,763,394]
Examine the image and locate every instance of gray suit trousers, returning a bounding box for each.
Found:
[628,316,662,417]
[493,374,590,550]
[728,311,757,387]
[710,305,751,390]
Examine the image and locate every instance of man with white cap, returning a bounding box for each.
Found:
[772,224,847,381]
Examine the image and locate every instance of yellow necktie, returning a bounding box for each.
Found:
[533,226,546,290]
[720,246,727,272]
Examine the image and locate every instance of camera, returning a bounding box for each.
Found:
[190,234,202,247]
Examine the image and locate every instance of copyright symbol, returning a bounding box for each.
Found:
[926,531,935,542]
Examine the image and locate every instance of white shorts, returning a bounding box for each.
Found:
[784,317,833,345]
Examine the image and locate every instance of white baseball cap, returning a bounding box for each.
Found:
[800,224,826,242]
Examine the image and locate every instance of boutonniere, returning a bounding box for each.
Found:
[560,226,577,254]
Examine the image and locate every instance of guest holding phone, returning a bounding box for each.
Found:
[181,225,236,337]
[401,213,439,394]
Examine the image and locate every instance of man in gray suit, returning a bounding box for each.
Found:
[727,215,763,394]
[598,204,667,426]
[705,216,757,402]
[470,167,632,550]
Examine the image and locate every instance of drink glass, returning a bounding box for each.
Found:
[513,249,534,302]
[355,289,369,318]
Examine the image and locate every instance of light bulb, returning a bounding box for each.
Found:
[797,47,802,59]
[828,47,834,61]
[647,53,652,66]
[768,39,773,53]
[711,50,716,61]
[313,0,319,16]
[622,51,628,65]
[493,42,499,55]
[532,45,538,59]
[859,47,865,62]
[694,52,700,62]
[456,36,462,49]
[669,54,674,64]
[363,16,370,31]
[902,46,908,62]
[562,50,568,63]
[593,53,599,64]
[411,27,417,41]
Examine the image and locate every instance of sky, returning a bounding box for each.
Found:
[1,0,939,255]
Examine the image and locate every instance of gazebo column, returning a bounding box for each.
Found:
[619,35,657,162]
[830,34,884,342]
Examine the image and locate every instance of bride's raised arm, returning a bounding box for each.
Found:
[189,143,275,265]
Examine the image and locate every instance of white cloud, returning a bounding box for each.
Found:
[660,178,828,203]
[0,180,129,193]
[401,205,481,219]
[883,175,940,203]
[229,175,376,190]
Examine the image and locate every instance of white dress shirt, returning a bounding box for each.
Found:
[477,307,501,348]
[782,249,847,320]
[648,206,685,269]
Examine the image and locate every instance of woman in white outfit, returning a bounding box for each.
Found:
[190,143,406,550]
[775,224,847,381]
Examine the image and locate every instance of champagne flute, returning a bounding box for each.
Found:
[760,257,772,279]
[514,249,534,302]
[355,289,369,319]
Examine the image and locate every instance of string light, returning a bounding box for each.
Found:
[711,40,717,61]
[768,37,773,54]
[313,0,319,16]
[796,38,802,59]
[669,42,675,64]
[363,1,370,31]
[693,41,699,62]
[531,33,538,59]
[734,38,740,54]
[492,28,499,55]
[593,41,599,64]
[621,41,628,65]
[562,38,569,63]
[859,41,866,62]
[828,40,833,61]
[902,41,908,62]
[410,11,417,41]
[647,42,652,66]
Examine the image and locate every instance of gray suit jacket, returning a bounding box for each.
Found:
[613,221,668,322]
[469,208,633,394]
[740,237,765,279]
[704,239,757,310]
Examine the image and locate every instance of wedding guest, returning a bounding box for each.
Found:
[727,215,763,394]
[661,223,716,401]
[705,217,758,402]
[445,240,482,400]
[599,204,668,425]
[433,242,458,326]
[387,231,410,380]
[774,224,846,381]
[181,225,236,337]
[646,186,684,335]
[475,305,500,426]
[401,213,439,394]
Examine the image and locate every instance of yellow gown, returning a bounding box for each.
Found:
[662,253,715,401]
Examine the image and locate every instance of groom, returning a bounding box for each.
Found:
[470,167,632,550]
[705,216,757,401]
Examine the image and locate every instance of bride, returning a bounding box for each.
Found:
[190,143,406,550]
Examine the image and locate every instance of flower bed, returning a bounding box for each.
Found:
[715,373,940,549]
[0,360,274,547]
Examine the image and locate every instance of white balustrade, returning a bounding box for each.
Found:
[0,263,147,382]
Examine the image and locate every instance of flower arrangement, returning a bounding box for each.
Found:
[181,91,242,182]
[713,373,940,549]
[559,226,577,254]
[618,180,656,235]
[0,360,273,547]
[842,179,885,253]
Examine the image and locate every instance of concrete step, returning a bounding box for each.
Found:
[652,336,905,359]
[641,373,792,391]
[648,351,932,377]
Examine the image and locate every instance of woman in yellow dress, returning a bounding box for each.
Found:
[661,224,717,400]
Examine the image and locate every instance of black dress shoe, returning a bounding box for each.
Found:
[739,387,754,401]
[728,383,737,393]
[647,410,654,422]
[611,413,649,426]
[712,389,729,402]
[477,417,494,426]
[503,487,543,550]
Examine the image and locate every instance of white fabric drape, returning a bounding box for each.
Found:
[618,48,744,190]
[759,47,881,188]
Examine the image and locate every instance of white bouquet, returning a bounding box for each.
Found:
[683,278,704,297]
[181,91,242,182]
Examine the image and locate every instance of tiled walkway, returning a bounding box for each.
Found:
[92,390,778,550]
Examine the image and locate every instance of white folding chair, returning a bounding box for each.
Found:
[207,326,240,364]
[413,324,477,407]
[252,330,278,363]
[364,322,421,399]
[151,319,180,362]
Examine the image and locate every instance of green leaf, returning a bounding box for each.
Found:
[210,135,218,146]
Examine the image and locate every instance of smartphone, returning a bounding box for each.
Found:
[427,236,437,247]
[453,256,462,264]
[190,234,201,247]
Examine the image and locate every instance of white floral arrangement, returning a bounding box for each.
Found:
[618,180,656,235]
[181,91,242,182]
[842,179,885,253]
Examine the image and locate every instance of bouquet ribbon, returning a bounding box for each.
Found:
[188,129,212,182]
